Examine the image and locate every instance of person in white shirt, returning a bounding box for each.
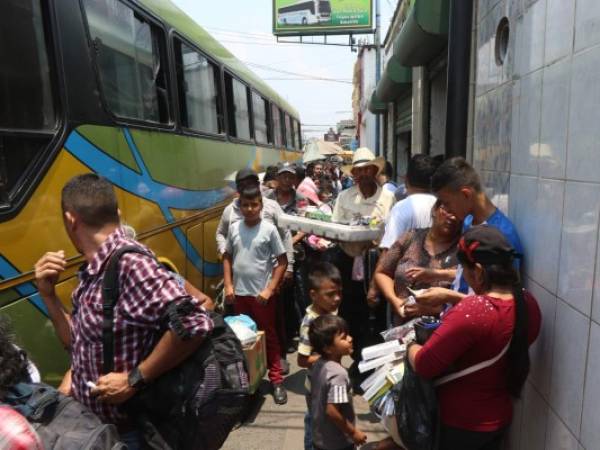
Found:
[379,154,439,250]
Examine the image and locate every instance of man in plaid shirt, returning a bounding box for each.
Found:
[35,174,213,447]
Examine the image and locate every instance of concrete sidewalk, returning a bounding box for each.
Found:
[222,354,389,450]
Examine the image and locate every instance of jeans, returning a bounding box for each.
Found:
[304,410,313,450]
[120,430,143,450]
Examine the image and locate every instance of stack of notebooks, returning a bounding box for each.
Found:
[358,340,406,409]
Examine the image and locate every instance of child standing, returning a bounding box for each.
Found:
[297,263,343,450]
[223,186,289,404]
[308,315,367,450]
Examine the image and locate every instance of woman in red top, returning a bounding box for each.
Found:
[407,225,541,450]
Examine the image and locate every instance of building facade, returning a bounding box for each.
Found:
[476,1,600,448]
[368,0,451,180]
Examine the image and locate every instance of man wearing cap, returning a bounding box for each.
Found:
[266,162,308,355]
[216,168,294,284]
[265,162,307,215]
[331,148,395,387]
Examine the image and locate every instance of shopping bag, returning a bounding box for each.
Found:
[392,359,439,450]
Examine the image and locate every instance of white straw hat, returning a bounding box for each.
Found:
[341,147,386,176]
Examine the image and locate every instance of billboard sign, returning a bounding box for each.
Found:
[273,0,373,36]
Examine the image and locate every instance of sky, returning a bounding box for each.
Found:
[170,0,396,138]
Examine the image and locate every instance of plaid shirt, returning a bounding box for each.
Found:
[70,227,213,424]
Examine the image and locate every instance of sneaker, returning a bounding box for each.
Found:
[280,358,290,375]
[273,384,288,405]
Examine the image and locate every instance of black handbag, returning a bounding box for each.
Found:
[392,358,439,450]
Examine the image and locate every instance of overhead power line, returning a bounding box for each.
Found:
[243,61,352,83]
[204,26,274,40]
[219,39,305,47]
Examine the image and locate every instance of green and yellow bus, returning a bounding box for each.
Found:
[0,0,301,384]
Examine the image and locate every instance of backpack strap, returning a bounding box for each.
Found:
[102,245,152,374]
[433,340,511,387]
[3,383,59,421]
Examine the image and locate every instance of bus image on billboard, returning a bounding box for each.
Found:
[277,0,331,26]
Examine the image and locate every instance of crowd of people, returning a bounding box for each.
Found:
[0,147,542,450]
[214,147,541,450]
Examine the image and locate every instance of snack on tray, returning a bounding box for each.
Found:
[305,210,332,222]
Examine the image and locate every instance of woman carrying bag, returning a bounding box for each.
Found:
[407,225,541,450]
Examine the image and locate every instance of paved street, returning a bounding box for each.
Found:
[223,354,389,450]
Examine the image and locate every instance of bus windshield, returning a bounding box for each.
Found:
[0,0,56,130]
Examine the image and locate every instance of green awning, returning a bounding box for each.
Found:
[393,0,449,66]
[368,90,387,114]
[375,59,412,102]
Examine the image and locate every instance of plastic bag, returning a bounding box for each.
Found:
[392,359,439,450]
[224,314,257,332]
[351,255,364,281]
[224,315,258,346]
[380,319,418,342]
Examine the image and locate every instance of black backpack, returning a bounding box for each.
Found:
[2,382,124,450]
[102,245,250,450]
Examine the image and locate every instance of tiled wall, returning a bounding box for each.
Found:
[474,1,600,449]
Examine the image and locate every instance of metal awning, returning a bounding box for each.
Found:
[367,90,387,114]
[375,59,412,102]
[393,0,449,66]
[372,0,448,106]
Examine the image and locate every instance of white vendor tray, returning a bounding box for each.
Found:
[279,213,384,242]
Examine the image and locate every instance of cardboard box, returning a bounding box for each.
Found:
[243,331,267,394]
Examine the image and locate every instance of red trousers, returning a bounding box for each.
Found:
[234,295,283,384]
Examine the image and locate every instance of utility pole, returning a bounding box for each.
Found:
[374,0,381,156]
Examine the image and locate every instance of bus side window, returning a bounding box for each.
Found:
[174,39,222,135]
[295,119,302,150]
[285,114,294,150]
[82,0,170,124]
[265,101,274,145]
[252,92,269,145]
[280,109,287,148]
[0,0,57,207]
[224,74,251,141]
[271,104,283,148]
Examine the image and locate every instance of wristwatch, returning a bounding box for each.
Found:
[127,366,147,391]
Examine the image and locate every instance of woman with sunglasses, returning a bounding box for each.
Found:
[374,201,462,325]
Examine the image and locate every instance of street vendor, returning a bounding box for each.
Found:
[330,148,395,390]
